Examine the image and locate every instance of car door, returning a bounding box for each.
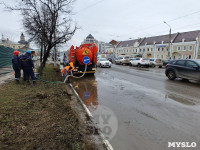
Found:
[174,60,186,77]
[184,60,200,80]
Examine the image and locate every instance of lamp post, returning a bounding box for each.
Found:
[164,21,172,59]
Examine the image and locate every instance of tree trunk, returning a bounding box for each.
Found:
[38,47,51,74]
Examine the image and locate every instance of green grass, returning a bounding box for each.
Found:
[0,64,95,150]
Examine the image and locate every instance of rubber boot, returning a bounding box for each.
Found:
[33,80,36,85]
[15,80,19,84]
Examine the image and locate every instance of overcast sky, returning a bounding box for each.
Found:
[0,0,200,50]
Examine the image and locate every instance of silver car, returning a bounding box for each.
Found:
[149,58,163,68]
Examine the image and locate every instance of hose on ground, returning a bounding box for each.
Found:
[64,64,87,83]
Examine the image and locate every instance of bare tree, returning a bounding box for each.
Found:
[4,0,77,73]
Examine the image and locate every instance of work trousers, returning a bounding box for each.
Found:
[14,68,21,80]
[23,68,36,81]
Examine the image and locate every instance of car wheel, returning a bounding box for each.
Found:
[167,71,176,80]
[109,65,111,68]
[159,66,162,68]
[137,64,141,67]
[120,62,122,65]
[152,64,155,68]
[100,64,102,68]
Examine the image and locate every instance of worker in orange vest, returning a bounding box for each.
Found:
[61,60,74,80]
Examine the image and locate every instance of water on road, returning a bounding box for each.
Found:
[71,64,200,150]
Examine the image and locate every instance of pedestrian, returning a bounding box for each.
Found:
[20,50,36,84]
[12,50,21,84]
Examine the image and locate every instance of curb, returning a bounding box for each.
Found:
[69,83,114,150]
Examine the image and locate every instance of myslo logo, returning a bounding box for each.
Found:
[168,142,197,148]
[93,105,118,141]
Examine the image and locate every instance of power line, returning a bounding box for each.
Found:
[133,10,200,34]
[75,0,106,14]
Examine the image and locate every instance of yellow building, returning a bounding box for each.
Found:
[0,33,29,50]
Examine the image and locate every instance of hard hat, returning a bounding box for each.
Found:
[13,50,20,56]
[26,50,31,54]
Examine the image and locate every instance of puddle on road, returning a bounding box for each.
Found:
[71,75,98,111]
[166,94,196,106]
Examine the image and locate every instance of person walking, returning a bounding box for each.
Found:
[12,50,21,84]
[20,50,36,84]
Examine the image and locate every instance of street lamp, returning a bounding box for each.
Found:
[164,21,172,59]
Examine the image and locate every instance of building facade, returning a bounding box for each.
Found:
[0,33,29,50]
[115,30,200,60]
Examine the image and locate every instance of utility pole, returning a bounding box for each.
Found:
[164,21,172,59]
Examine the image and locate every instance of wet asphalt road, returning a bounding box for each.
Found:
[71,64,200,150]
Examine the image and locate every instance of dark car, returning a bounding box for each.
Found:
[163,59,171,67]
[165,59,200,81]
[108,57,113,63]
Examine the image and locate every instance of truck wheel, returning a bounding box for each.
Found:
[167,71,176,80]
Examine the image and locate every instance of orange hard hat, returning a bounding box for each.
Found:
[13,50,20,56]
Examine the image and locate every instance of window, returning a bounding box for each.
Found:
[158,48,160,51]
[183,46,186,51]
[189,46,193,51]
[186,61,198,68]
[177,46,181,51]
[13,46,15,48]
[162,48,164,51]
[189,55,192,59]
[143,49,145,52]
[182,55,186,59]
[140,49,142,52]
[175,60,186,66]
[136,49,137,52]
[147,48,149,51]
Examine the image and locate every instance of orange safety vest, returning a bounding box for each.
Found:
[69,62,74,70]
[62,66,71,74]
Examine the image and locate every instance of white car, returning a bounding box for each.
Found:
[130,58,150,67]
[97,58,111,68]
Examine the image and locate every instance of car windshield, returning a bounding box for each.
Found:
[195,60,200,65]
[143,58,149,60]
[100,58,107,61]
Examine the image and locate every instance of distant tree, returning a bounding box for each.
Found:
[4,0,77,73]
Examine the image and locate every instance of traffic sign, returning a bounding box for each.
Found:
[83,56,90,64]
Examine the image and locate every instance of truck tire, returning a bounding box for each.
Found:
[167,70,176,80]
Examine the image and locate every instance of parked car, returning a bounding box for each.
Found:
[108,57,113,63]
[129,58,136,65]
[115,57,124,65]
[97,58,111,68]
[121,56,131,65]
[149,58,163,68]
[163,59,171,67]
[130,58,150,67]
[165,59,200,81]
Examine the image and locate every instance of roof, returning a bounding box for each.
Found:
[173,30,200,43]
[86,34,94,39]
[140,33,177,46]
[117,39,139,47]
[116,30,200,47]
